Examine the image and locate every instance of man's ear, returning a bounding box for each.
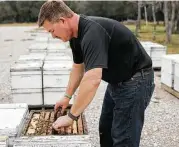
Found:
[59,17,66,24]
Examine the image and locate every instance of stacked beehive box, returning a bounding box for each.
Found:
[161,54,179,88]
[11,61,44,105]
[11,35,73,106]
[174,59,179,92]
[161,54,179,98]
[140,41,167,68]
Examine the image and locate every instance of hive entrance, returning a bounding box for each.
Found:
[21,106,87,136]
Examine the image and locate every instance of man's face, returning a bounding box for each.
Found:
[43,19,72,42]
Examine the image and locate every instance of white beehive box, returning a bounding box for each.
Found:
[45,55,71,62]
[13,136,91,147]
[43,61,72,88]
[0,136,8,147]
[152,57,161,68]
[10,61,43,89]
[47,43,66,50]
[150,43,167,58]
[35,37,48,42]
[28,43,48,54]
[28,43,47,50]
[12,89,43,105]
[44,87,74,105]
[0,103,28,137]
[161,54,179,87]
[17,54,45,63]
[174,60,179,91]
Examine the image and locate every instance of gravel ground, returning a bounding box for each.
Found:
[0,26,179,147]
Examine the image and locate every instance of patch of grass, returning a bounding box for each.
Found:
[125,22,179,54]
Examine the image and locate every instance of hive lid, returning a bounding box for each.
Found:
[43,61,72,71]
[45,55,71,61]
[0,103,28,137]
[28,43,48,50]
[18,54,45,61]
[10,61,43,72]
[47,43,66,50]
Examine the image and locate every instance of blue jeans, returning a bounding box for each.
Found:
[99,68,155,147]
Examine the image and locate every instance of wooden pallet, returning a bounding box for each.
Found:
[161,83,179,99]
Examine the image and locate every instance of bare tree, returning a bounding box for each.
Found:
[171,1,176,33]
[164,1,171,43]
[152,1,156,40]
[135,1,142,37]
[144,5,148,26]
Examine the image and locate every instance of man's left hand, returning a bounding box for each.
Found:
[52,115,73,131]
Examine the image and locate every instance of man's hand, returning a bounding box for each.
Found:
[52,115,73,131]
[54,97,70,114]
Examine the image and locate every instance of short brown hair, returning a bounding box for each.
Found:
[38,0,74,27]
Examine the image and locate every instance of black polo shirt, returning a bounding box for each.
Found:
[69,15,152,84]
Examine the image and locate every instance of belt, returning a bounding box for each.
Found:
[133,67,153,78]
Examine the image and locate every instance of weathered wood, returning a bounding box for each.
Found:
[41,112,50,135]
[72,121,77,135]
[161,83,179,99]
[36,111,45,135]
[77,115,83,135]
[47,111,54,135]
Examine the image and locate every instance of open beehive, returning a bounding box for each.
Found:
[20,106,87,136]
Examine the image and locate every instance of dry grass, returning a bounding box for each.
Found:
[125,22,179,54]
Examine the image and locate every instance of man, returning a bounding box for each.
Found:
[38,1,155,147]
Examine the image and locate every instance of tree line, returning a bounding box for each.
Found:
[0,1,179,43]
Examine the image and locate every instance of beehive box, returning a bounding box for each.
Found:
[161,54,179,87]
[0,104,28,137]
[43,87,74,105]
[0,136,8,147]
[28,43,48,54]
[10,61,43,89]
[43,61,72,88]
[174,59,179,91]
[17,54,46,63]
[13,106,91,147]
[44,55,71,62]
[10,61,43,105]
[35,37,49,42]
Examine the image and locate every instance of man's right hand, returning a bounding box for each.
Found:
[54,97,70,114]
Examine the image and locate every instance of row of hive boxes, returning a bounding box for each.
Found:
[161,54,179,92]
[140,41,167,68]
[28,42,70,54]
[10,54,74,106]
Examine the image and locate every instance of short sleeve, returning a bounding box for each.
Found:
[69,38,84,64]
[81,25,110,71]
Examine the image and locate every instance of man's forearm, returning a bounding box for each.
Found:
[65,63,84,96]
[70,68,102,117]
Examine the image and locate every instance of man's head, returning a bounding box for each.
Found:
[38,0,76,42]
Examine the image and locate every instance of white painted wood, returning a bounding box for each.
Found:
[45,55,71,61]
[13,135,91,147]
[161,72,173,88]
[174,76,179,92]
[152,58,161,68]
[43,61,72,88]
[47,43,66,50]
[12,89,43,105]
[0,136,8,147]
[10,62,43,89]
[161,55,179,74]
[0,104,28,137]
[28,43,48,50]
[35,37,48,42]
[174,59,179,76]
[44,88,74,105]
[18,54,45,62]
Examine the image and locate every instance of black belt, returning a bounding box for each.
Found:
[133,67,153,78]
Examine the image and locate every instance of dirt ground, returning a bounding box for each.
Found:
[0,26,179,147]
